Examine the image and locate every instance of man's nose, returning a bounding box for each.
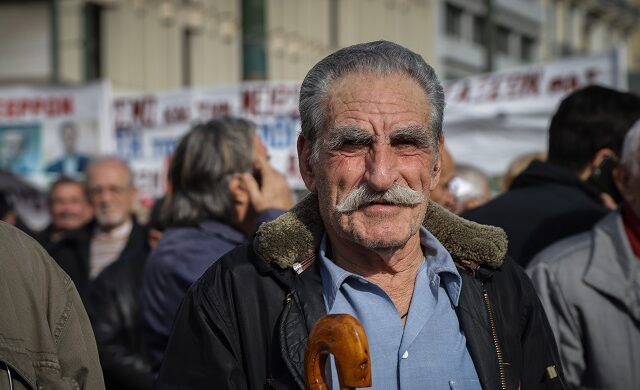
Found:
[365,144,398,191]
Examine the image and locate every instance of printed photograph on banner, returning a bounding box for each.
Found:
[0,124,41,175]
[43,119,99,178]
[116,127,144,160]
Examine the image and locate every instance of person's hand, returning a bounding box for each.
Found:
[237,159,293,213]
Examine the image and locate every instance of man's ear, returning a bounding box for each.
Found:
[429,137,445,190]
[297,134,317,192]
[228,176,249,204]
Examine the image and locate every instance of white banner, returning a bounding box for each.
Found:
[443,50,625,175]
[0,81,111,187]
[113,82,302,205]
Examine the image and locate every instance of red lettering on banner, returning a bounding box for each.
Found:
[585,68,600,83]
[243,90,257,115]
[113,96,156,128]
[548,74,579,93]
[0,96,74,118]
[521,73,540,95]
[196,101,230,120]
[163,106,190,124]
[243,85,300,116]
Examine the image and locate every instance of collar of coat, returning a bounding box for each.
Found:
[256,193,507,271]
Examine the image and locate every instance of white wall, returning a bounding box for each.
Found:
[0,3,50,82]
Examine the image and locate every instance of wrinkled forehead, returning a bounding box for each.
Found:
[87,161,131,187]
[324,71,430,126]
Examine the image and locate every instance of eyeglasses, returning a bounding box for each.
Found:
[88,185,130,198]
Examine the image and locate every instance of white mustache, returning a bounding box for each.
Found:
[335,183,425,213]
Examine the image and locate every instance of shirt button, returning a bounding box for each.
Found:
[402,350,409,359]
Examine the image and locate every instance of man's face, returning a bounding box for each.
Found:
[87,161,136,230]
[299,71,440,253]
[430,146,457,213]
[50,183,93,231]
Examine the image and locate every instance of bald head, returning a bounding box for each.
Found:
[86,156,136,231]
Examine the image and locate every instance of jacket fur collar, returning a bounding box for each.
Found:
[256,193,507,270]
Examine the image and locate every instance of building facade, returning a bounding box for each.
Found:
[1,0,639,92]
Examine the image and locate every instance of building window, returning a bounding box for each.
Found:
[521,35,535,62]
[445,3,463,38]
[83,3,102,81]
[473,15,486,46]
[496,25,510,55]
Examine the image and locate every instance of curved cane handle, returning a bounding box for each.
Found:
[304,314,372,390]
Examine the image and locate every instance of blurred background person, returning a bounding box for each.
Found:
[50,156,147,298]
[46,121,92,176]
[451,163,491,213]
[47,156,152,389]
[36,177,93,250]
[501,152,546,193]
[464,86,640,267]
[86,198,167,390]
[527,119,640,390]
[430,144,457,212]
[140,117,292,375]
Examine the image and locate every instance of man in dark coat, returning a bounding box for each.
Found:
[157,41,565,390]
[463,86,640,267]
[36,177,93,251]
[49,156,152,390]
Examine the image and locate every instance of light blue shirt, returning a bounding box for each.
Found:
[318,227,481,390]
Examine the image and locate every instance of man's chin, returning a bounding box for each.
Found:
[96,215,125,231]
[351,231,411,251]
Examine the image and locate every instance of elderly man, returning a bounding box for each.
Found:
[49,156,152,389]
[36,177,93,250]
[157,41,564,390]
[50,156,146,296]
[528,121,640,389]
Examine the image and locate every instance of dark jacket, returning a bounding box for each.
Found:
[49,217,148,300]
[0,222,104,390]
[49,218,152,390]
[157,195,566,390]
[34,224,56,252]
[462,160,609,267]
[88,244,152,390]
[141,211,284,374]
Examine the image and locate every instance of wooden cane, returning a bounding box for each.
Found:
[304,314,372,390]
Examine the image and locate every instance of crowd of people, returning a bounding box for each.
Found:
[1,40,639,390]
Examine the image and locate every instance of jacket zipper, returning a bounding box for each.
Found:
[4,362,14,390]
[482,289,507,390]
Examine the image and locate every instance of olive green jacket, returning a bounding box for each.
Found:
[0,222,104,389]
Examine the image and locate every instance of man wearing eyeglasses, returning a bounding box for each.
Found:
[49,156,153,390]
[50,156,147,297]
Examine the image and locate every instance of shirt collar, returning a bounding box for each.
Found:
[318,226,463,310]
[94,218,133,239]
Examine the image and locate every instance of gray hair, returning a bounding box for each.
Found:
[87,155,134,187]
[162,117,256,227]
[299,40,445,164]
[621,119,640,175]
